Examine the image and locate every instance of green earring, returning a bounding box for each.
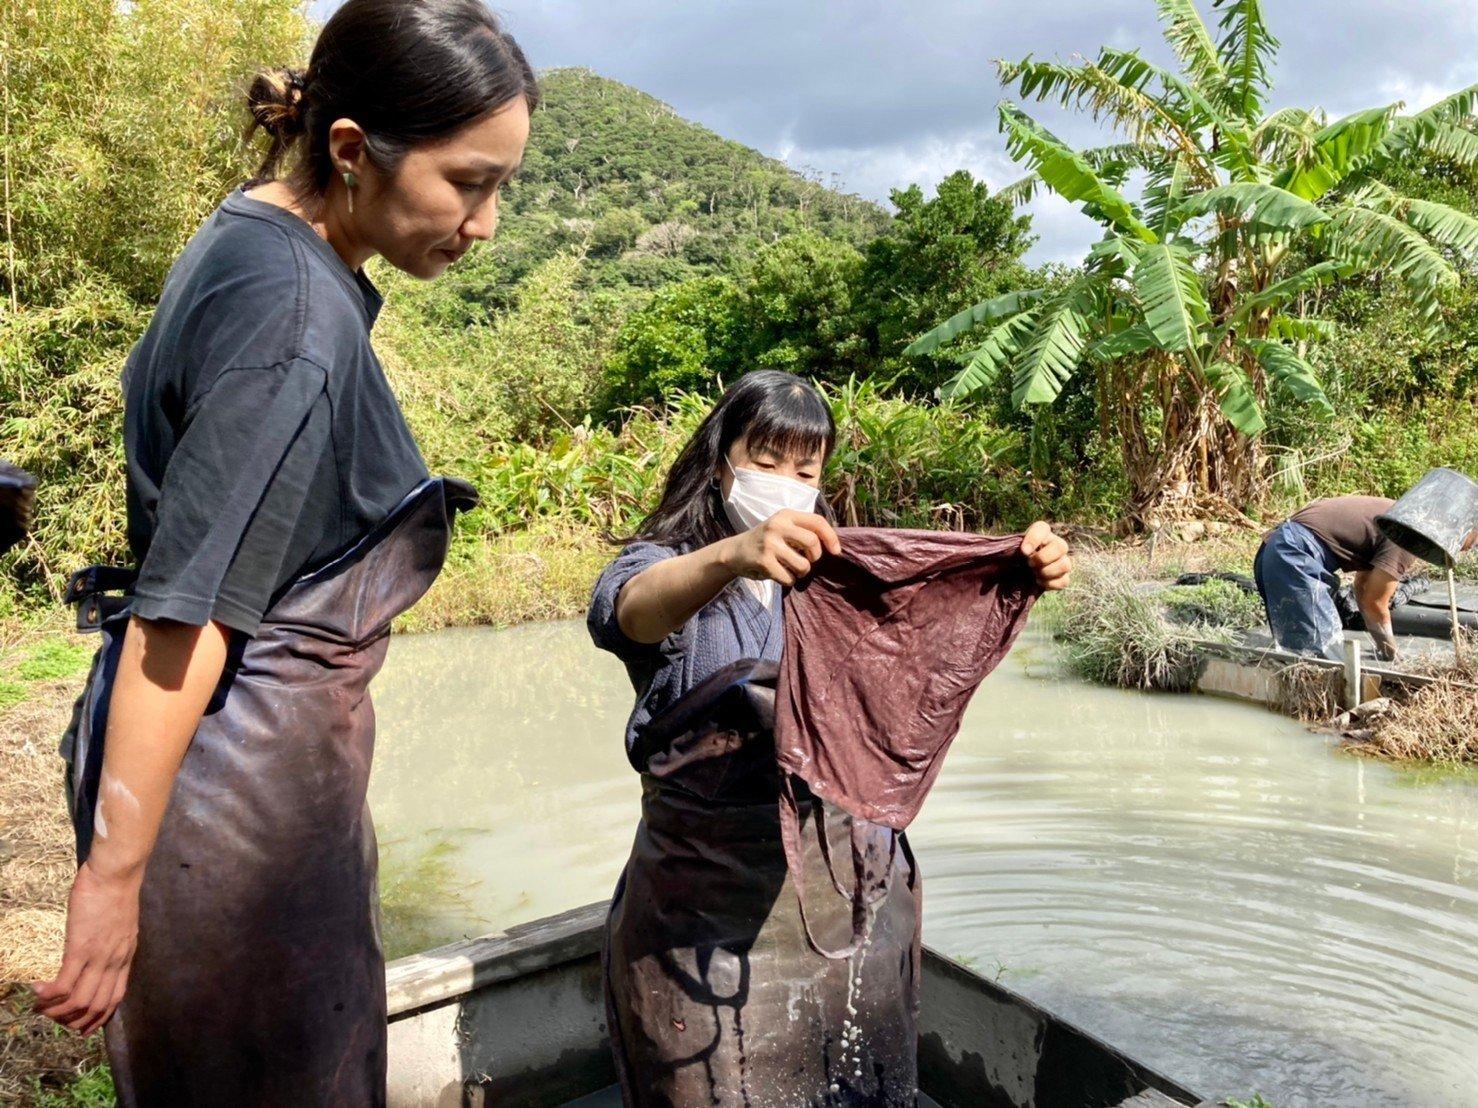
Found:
[343,171,357,214]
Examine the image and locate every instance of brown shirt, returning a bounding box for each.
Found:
[1291,496,1417,579]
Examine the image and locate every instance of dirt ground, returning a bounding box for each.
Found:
[0,663,107,1103]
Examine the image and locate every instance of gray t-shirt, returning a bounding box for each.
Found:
[588,540,783,754]
[124,186,428,636]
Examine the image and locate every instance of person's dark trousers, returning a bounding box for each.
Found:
[1253,520,1346,661]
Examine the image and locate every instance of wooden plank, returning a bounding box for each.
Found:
[386,900,607,1018]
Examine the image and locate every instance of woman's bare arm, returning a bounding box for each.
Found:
[32,615,230,1034]
[617,511,841,645]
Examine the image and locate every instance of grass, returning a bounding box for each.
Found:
[1162,577,1266,631]
[1050,552,1227,692]
[30,1064,114,1108]
[0,613,107,1105]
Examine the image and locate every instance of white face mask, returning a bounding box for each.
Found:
[721,457,820,533]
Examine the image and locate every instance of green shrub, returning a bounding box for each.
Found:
[1163,579,1265,632]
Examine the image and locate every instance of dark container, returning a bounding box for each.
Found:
[1377,467,1478,566]
[0,462,38,555]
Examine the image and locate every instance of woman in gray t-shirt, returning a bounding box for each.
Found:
[35,4,535,1104]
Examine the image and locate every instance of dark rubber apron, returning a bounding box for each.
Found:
[59,476,476,1107]
[604,660,922,1108]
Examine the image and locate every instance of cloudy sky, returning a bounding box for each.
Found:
[322,1,1478,263]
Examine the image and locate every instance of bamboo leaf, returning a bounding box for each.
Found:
[903,288,1047,356]
[1132,241,1209,351]
[1204,358,1267,434]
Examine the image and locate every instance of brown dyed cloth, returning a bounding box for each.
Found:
[777,528,1040,829]
[1291,496,1418,579]
[775,528,1038,959]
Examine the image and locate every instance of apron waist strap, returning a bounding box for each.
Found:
[64,565,137,632]
[778,774,896,961]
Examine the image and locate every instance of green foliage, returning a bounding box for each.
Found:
[825,378,1031,529]
[30,1064,115,1108]
[911,1,1478,514]
[738,232,866,380]
[380,249,614,448]
[597,276,743,413]
[15,638,92,682]
[1,0,309,598]
[2,0,309,306]
[1163,578,1265,630]
[853,171,1035,391]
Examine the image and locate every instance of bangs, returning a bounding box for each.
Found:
[737,381,836,463]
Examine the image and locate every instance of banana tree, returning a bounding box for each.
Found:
[907,0,1478,520]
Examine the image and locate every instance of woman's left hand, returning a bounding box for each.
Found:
[1021,521,1072,591]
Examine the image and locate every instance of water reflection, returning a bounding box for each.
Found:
[370,620,1478,1107]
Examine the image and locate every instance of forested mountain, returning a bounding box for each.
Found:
[479,68,892,304]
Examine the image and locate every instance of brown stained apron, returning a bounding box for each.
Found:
[59,476,476,1108]
[605,661,922,1108]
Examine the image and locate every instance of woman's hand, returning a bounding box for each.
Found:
[722,509,841,586]
[1021,521,1072,591]
[32,859,142,1035]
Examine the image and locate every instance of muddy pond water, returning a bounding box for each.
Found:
[369,619,1478,1107]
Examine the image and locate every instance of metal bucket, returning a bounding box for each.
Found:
[1377,467,1478,566]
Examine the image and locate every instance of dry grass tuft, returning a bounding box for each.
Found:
[1347,675,1478,765]
[1273,661,1344,722]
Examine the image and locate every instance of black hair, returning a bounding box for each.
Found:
[245,0,538,201]
[630,371,837,549]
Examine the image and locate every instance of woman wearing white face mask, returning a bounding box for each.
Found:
[588,370,1071,1105]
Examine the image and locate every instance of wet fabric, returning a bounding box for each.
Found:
[773,528,1038,959]
[60,477,475,1107]
[1254,520,1345,660]
[776,528,1039,830]
[124,186,427,637]
[1290,496,1417,580]
[589,540,783,755]
[605,661,920,1108]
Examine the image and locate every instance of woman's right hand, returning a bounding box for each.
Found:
[722,509,841,586]
[32,859,142,1035]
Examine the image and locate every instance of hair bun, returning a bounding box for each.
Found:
[247,67,308,139]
